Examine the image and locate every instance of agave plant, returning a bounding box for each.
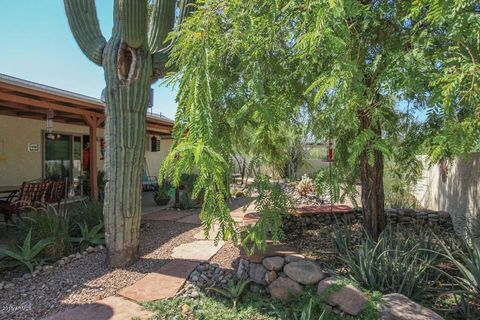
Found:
[0,229,52,273]
[207,278,251,309]
[70,222,105,252]
[272,298,325,320]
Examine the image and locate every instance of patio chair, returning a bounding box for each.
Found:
[0,181,52,226]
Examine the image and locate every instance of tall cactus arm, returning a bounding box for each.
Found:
[150,0,195,79]
[151,47,173,82]
[64,0,106,66]
[118,0,148,49]
[148,0,177,53]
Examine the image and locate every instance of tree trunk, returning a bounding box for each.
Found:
[359,148,385,239]
[102,32,152,267]
[358,110,385,239]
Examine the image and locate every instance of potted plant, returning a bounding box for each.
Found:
[153,185,171,206]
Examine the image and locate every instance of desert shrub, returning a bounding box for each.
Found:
[19,205,71,258]
[296,174,315,197]
[313,167,340,203]
[70,200,104,230]
[383,159,420,208]
[332,224,442,299]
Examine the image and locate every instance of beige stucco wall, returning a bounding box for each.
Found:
[0,115,172,187]
[144,135,173,178]
[414,153,480,238]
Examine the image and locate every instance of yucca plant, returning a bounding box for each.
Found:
[70,222,105,252]
[206,278,251,309]
[438,237,480,302]
[0,229,52,273]
[332,224,442,299]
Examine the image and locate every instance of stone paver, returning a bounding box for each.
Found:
[42,296,154,320]
[176,214,202,225]
[171,240,225,261]
[142,210,194,221]
[118,260,199,302]
[194,224,220,240]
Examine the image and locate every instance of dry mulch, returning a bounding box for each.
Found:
[0,220,201,320]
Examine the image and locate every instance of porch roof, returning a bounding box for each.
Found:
[0,73,174,135]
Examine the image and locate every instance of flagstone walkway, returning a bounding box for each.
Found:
[43,202,258,320]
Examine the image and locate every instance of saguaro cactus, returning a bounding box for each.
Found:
[64,0,192,267]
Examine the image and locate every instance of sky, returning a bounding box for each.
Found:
[0,0,178,120]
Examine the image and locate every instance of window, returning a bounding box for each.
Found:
[151,136,160,152]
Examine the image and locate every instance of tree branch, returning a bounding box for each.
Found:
[64,0,106,66]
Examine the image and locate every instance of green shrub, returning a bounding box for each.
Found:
[19,205,70,258]
[70,200,104,230]
[332,224,442,299]
[176,191,197,209]
[70,222,105,251]
[0,229,52,273]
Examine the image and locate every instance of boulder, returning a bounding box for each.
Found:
[262,256,284,271]
[284,255,304,263]
[249,263,268,285]
[284,260,325,285]
[317,278,367,316]
[379,293,444,320]
[269,277,303,301]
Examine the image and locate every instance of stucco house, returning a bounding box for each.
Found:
[0,73,173,199]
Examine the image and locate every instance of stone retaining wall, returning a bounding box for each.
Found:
[283,208,453,234]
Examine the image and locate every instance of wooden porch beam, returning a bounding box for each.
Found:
[0,91,101,119]
[83,115,99,200]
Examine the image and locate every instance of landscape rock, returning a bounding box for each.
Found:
[262,256,284,271]
[249,263,268,285]
[379,293,444,320]
[268,276,303,301]
[284,260,325,285]
[317,278,367,316]
[265,270,277,284]
[236,258,249,279]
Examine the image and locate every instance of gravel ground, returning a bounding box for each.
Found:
[209,241,240,271]
[0,220,201,320]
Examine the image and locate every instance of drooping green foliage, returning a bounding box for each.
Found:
[411,0,480,162]
[242,175,295,253]
[166,0,480,243]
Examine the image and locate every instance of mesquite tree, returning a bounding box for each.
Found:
[64,0,191,267]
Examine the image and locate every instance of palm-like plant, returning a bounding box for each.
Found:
[206,278,251,309]
[70,222,105,252]
[0,229,52,273]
